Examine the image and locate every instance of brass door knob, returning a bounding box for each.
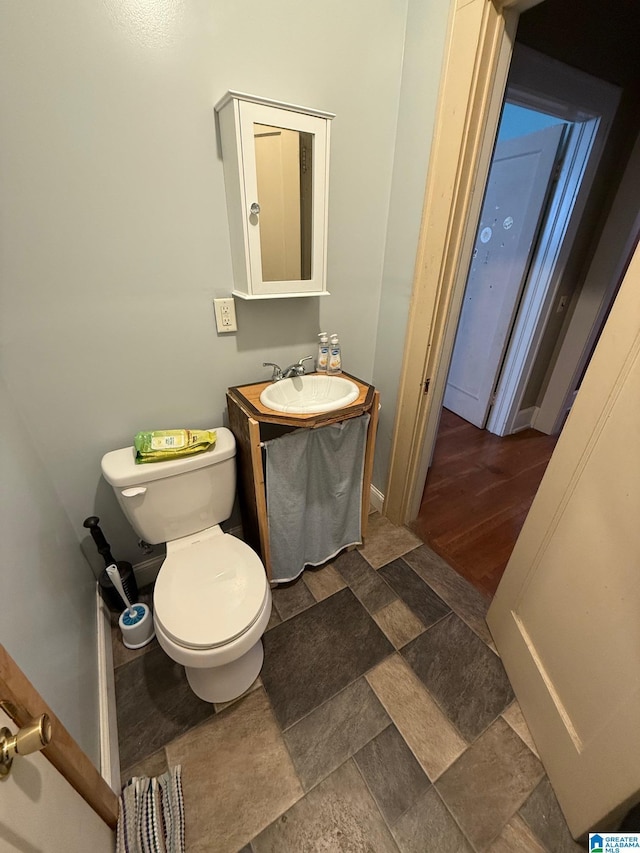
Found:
[0,714,52,777]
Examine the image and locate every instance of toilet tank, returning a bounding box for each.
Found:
[101,427,237,545]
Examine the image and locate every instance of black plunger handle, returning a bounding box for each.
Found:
[83,516,116,567]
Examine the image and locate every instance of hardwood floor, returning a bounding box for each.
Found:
[410,408,558,598]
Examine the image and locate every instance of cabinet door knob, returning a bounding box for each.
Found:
[250,202,260,215]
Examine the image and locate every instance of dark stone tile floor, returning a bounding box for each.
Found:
[112,523,584,852]
[401,612,514,741]
[261,586,393,730]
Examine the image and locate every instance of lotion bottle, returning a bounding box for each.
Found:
[328,334,342,374]
[317,332,329,373]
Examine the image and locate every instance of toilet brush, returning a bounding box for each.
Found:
[105,563,155,650]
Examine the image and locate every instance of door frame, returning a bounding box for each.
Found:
[385,0,528,524]
[534,129,640,434]
[0,643,119,830]
[383,0,616,524]
[486,46,620,437]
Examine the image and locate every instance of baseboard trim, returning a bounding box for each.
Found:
[370,484,385,513]
[96,586,120,792]
[511,406,539,434]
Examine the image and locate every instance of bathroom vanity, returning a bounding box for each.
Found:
[226,375,379,580]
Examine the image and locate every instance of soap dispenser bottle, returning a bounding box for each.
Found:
[328,334,342,374]
[317,332,329,373]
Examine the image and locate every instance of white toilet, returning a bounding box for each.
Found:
[101,427,272,704]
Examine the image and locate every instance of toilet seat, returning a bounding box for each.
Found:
[154,530,268,651]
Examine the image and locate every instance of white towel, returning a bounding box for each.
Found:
[264,414,370,583]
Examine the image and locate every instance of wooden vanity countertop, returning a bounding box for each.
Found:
[227,372,376,428]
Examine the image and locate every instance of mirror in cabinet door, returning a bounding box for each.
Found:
[215,91,334,299]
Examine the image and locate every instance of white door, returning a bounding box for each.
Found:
[0,709,115,852]
[444,123,564,428]
[0,646,116,852]
[487,242,640,837]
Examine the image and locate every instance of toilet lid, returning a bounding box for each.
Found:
[154,534,268,650]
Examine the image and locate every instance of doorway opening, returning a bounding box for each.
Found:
[409,32,639,598]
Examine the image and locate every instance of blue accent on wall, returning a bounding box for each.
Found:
[498,103,566,142]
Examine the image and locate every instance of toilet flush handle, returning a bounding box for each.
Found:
[121,487,147,498]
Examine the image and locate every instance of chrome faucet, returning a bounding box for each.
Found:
[262,362,283,381]
[283,355,313,378]
[263,356,313,381]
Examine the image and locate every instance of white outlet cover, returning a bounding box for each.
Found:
[214,298,237,333]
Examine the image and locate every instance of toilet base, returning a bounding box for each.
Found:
[185,639,264,703]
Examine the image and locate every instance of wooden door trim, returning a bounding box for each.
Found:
[0,644,119,830]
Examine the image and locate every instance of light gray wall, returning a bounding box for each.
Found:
[1,0,417,572]
[372,0,450,489]
[0,377,100,765]
[0,0,452,754]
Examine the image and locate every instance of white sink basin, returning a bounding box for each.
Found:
[260,374,359,414]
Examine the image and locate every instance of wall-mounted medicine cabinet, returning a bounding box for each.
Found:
[215,91,334,300]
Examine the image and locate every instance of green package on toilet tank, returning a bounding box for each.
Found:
[134,429,217,463]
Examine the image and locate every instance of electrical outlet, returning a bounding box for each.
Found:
[214,297,238,333]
